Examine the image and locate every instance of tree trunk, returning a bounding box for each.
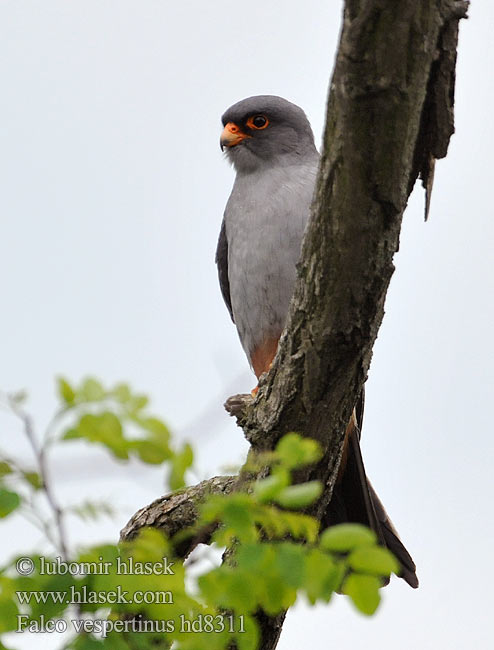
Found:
[121,2,468,648]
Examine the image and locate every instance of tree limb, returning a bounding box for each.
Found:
[121,1,467,647]
[120,475,236,557]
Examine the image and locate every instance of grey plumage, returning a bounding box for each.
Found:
[218,96,319,360]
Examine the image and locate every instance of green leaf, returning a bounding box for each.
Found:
[233,614,259,650]
[221,500,257,543]
[168,442,193,490]
[137,416,170,440]
[99,632,136,650]
[111,383,132,404]
[63,412,128,459]
[229,544,298,614]
[275,481,322,509]
[0,488,21,518]
[234,543,267,573]
[28,572,76,620]
[9,390,27,405]
[22,471,43,490]
[259,571,297,614]
[80,377,106,401]
[57,376,76,405]
[273,543,306,588]
[67,635,105,649]
[304,549,341,604]
[0,462,13,477]
[0,596,19,632]
[129,439,171,464]
[200,567,258,612]
[343,573,381,615]
[70,500,115,521]
[275,433,322,469]
[122,527,170,564]
[129,416,171,464]
[254,470,289,503]
[348,546,399,577]
[255,507,319,542]
[320,523,376,552]
[201,495,259,545]
[77,544,120,573]
[128,394,149,413]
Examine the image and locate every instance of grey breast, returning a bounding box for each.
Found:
[224,156,319,361]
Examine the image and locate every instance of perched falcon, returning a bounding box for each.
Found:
[216,95,418,588]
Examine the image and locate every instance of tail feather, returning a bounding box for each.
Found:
[327,403,418,589]
[368,482,418,588]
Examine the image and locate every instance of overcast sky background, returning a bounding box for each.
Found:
[1,2,493,649]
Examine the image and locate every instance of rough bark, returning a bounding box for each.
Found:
[120,476,236,556]
[121,1,467,648]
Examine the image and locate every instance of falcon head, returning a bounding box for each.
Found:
[220,95,317,172]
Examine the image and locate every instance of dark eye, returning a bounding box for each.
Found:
[247,114,269,130]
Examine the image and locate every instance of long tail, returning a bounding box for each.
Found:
[326,395,419,589]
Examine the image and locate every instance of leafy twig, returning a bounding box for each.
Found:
[7,396,69,560]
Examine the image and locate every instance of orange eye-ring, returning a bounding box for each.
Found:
[246,114,269,130]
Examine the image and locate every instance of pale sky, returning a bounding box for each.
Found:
[1,2,493,649]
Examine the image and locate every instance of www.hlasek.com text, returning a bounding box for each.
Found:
[16,585,173,606]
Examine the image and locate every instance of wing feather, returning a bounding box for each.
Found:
[215,219,234,322]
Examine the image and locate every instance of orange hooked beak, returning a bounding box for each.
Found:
[220,122,250,150]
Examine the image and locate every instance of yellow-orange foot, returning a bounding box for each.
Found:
[250,362,274,397]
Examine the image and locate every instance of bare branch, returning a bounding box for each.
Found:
[6,396,69,560]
